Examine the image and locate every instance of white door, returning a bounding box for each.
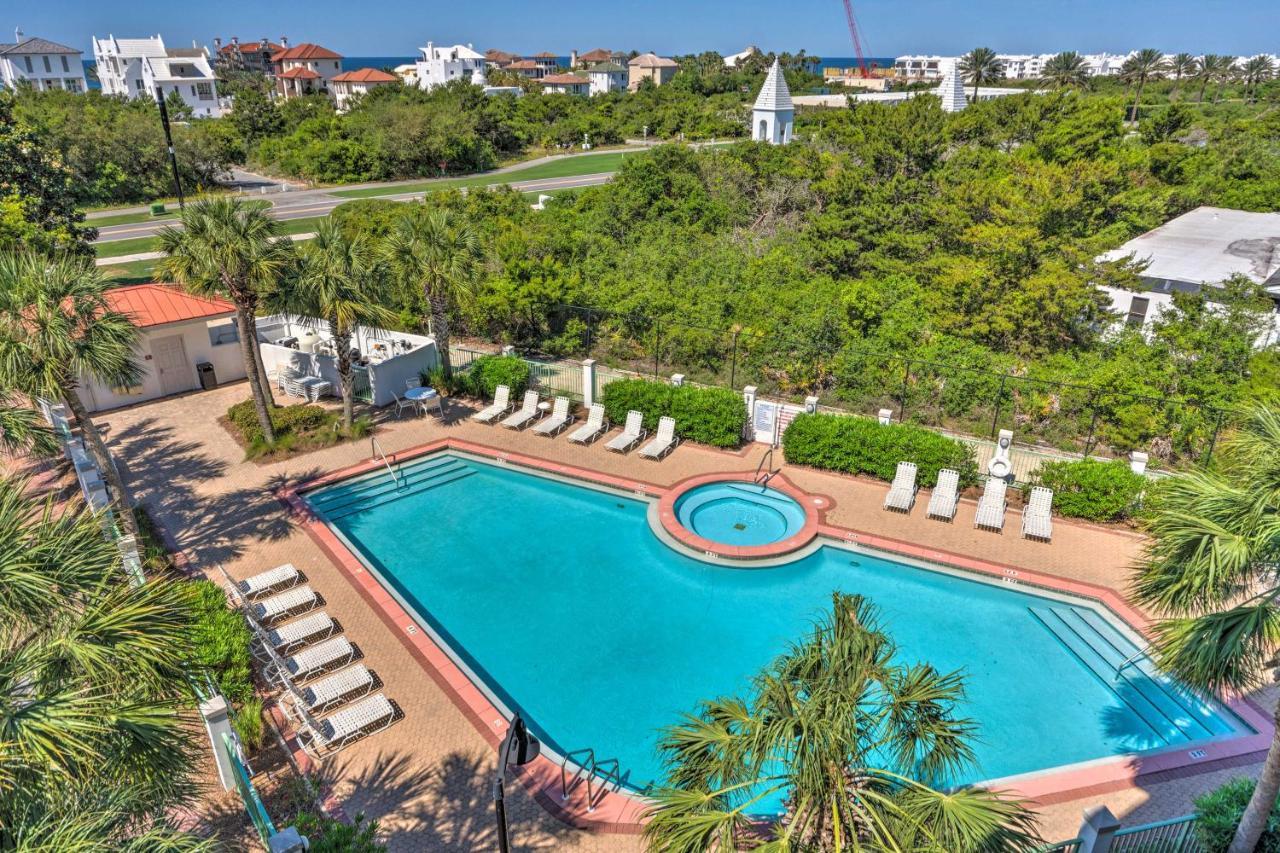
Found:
[151,334,193,397]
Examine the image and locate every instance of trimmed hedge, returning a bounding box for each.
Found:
[187,580,255,703]
[455,355,530,400]
[782,412,978,488]
[227,399,333,445]
[1025,459,1144,521]
[600,378,746,448]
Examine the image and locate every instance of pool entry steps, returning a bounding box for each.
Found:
[1030,605,1235,746]
[306,456,476,520]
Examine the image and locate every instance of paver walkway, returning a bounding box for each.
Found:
[97,382,1267,849]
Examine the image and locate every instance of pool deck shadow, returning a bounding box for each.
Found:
[97,383,1275,848]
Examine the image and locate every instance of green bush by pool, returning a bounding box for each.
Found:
[601,378,746,448]
[782,412,978,488]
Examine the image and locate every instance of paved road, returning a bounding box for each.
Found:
[92,171,615,244]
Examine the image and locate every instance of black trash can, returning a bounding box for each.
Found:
[196,362,217,390]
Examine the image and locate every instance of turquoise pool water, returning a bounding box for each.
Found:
[673,481,807,546]
[307,452,1249,793]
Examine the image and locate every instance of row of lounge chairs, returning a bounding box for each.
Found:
[881,462,1054,541]
[221,563,402,759]
[471,385,680,459]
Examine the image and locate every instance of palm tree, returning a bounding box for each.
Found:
[1133,405,1280,853]
[157,198,294,445]
[1195,54,1234,103]
[644,593,1039,852]
[1041,51,1089,89]
[1121,48,1168,121]
[0,471,207,849]
[0,253,141,538]
[291,220,396,430]
[0,396,59,457]
[383,208,485,379]
[958,47,1003,104]
[1240,54,1275,103]
[1168,52,1198,98]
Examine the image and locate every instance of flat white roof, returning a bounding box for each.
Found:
[1100,206,1280,290]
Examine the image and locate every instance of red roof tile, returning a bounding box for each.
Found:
[272,43,342,61]
[105,284,235,328]
[219,39,284,54]
[540,74,588,85]
[508,60,539,69]
[277,66,322,80]
[331,68,399,83]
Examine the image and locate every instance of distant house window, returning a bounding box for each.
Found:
[1127,296,1151,327]
[196,82,213,100]
[208,321,239,346]
[61,55,69,72]
[65,78,82,92]
[23,56,32,73]
[135,79,144,91]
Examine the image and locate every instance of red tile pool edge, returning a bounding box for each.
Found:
[280,438,1275,831]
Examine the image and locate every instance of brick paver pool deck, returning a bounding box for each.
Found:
[99,383,1273,850]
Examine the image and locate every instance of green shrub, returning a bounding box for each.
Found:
[149,201,166,216]
[455,355,530,400]
[187,580,255,703]
[294,811,384,852]
[1025,458,1145,521]
[600,378,746,448]
[233,696,266,753]
[782,412,978,488]
[226,400,338,448]
[1194,777,1280,852]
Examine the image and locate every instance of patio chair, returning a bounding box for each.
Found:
[471,384,512,424]
[500,390,541,430]
[268,636,356,685]
[405,377,421,390]
[532,397,574,437]
[883,462,918,513]
[297,693,399,758]
[638,416,680,460]
[222,562,302,600]
[568,404,608,444]
[285,664,378,717]
[926,469,961,521]
[974,477,1008,533]
[391,389,418,420]
[605,410,647,453]
[252,610,338,658]
[1021,486,1054,541]
[248,585,318,626]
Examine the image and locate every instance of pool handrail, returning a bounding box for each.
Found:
[753,447,778,485]
[370,436,400,488]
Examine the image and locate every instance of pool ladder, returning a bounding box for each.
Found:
[560,748,623,812]
[370,436,401,488]
[753,447,779,486]
[1115,644,1152,680]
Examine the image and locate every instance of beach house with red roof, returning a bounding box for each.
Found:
[331,67,400,109]
[82,285,246,412]
[213,36,284,75]
[271,42,343,99]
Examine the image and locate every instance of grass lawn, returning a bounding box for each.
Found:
[100,258,159,284]
[330,150,634,199]
[88,210,177,227]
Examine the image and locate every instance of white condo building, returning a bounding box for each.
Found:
[751,59,793,145]
[93,35,223,117]
[414,42,484,90]
[0,32,87,92]
[895,51,1134,80]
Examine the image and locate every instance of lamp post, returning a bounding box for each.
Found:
[154,85,185,209]
[494,713,540,853]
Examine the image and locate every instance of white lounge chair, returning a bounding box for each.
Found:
[926,469,961,521]
[471,384,512,424]
[224,562,301,600]
[249,585,318,626]
[286,664,377,717]
[269,636,356,684]
[1022,486,1054,541]
[298,693,398,758]
[974,477,1008,532]
[605,410,647,453]
[253,610,337,657]
[532,396,573,436]
[500,391,541,430]
[638,416,679,460]
[883,462,918,513]
[568,404,608,444]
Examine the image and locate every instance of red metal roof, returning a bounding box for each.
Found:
[331,68,399,83]
[541,74,588,86]
[105,284,235,328]
[278,66,322,80]
[272,43,342,61]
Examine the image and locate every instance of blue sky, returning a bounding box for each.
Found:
[17,0,1279,57]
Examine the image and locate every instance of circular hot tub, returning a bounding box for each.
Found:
[655,474,824,561]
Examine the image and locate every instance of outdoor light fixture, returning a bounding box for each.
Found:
[493,713,540,853]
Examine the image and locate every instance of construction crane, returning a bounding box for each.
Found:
[840,0,873,78]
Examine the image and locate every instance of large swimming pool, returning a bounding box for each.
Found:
[306,451,1250,793]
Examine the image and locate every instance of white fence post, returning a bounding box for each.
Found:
[1077,805,1121,853]
[742,386,758,443]
[582,359,596,407]
[200,695,237,791]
